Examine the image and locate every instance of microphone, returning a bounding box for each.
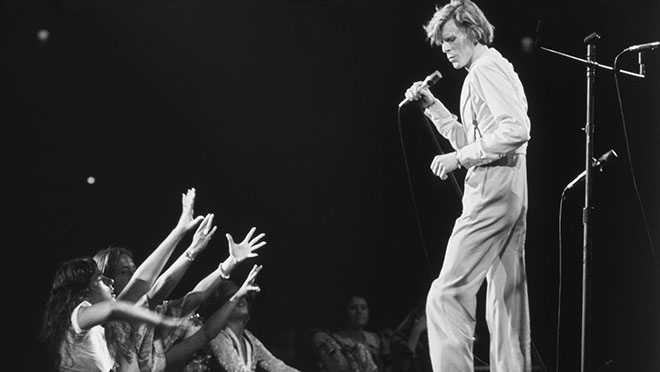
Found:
[399,71,442,108]
[564,149,618,191]
[624,41,660,53]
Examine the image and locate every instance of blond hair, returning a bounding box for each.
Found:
[424,0,495,47]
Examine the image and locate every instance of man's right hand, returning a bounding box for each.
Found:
[404,81,436,108]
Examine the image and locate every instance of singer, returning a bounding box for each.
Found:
[403,1,532,371]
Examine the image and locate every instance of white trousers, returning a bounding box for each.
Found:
[426,155,531,372]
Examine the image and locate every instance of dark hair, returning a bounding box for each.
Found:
[93,245,139,363]
[94,245,134,279]
[40,257,98,369]
[200,280,255,324]
[297,328,334,371]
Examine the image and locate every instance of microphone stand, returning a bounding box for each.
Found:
[539,32,645,372]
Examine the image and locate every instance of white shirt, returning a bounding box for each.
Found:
[425,48,531,169]
[59,301,115,372]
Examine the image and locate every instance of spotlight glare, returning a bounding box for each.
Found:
[87,176,96,185]
[521,36,534,53]
[37,29,50,42]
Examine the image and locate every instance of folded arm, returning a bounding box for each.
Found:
[424,99,470,150]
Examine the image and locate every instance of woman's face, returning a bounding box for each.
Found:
[112,254,136,294]
[311,331,340,357]
[87,273,115,303]
[311,331,350,371]
[346,296,369,328]
[230,296,250,321]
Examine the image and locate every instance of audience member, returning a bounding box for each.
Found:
[197,280,300,372]
[300,328,378,372]
[334,294,386,372]
[377,328,394,372]
[94,188,267,371]
[388,301,431,372]
[178,265,264,372]
[39,257,184,372]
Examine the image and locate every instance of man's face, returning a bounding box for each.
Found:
[440,19,477,69]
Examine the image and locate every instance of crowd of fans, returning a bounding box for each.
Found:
[39,188,432,372]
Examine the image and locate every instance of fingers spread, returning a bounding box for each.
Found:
[251,241,267,250]
[249,233,265,245]
[206,226,218,238]
[243,227,256,242]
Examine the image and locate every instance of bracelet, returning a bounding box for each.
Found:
[219,263,230,279]
[184,251,196,262]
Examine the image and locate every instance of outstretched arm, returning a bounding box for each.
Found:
[139,213,218,309]
[77,299,184,333]
[163,265,263,372]
[119,188,204,303]
[178,227,267,316]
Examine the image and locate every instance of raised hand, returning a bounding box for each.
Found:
[225,227,266,263]
[231,264,263,301]
[176,188,204,232]
[187,213,218,259]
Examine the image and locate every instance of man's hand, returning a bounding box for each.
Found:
[430,152,459,180]
[404,80,436,109]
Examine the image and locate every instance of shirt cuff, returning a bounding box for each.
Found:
[456,141,505,169]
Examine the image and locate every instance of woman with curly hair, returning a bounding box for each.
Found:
[39,257,183,372]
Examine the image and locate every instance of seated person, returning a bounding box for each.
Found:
[196,280,300,372]
[333,294,386,372]
[389,300,431,372]
[301,328,378,372]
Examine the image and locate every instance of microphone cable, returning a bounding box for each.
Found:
[613,52,660,278]
[555,189,567,372]
[395,103,441,279]
[396,100,465,277]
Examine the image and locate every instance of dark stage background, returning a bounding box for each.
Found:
[2,0,659,371]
